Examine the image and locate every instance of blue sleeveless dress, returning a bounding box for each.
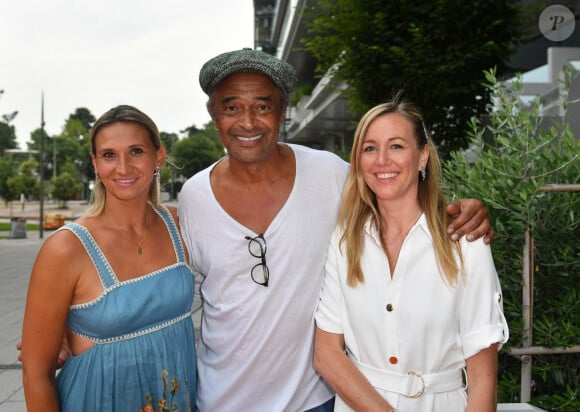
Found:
[55,206,196,411]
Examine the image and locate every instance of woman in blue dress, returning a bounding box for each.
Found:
[21,105,196,411]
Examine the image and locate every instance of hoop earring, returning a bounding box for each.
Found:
[153,166,160,176]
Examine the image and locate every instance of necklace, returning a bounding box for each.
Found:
[137,207,152,255]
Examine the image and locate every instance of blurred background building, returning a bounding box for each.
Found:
[253,0,580,150]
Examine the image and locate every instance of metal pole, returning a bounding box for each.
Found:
[39,92,45,239]
[52,134,57,179]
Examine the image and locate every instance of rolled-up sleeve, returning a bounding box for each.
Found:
[459,238,509,359]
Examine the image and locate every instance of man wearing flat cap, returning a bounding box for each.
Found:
[178,48,492,411]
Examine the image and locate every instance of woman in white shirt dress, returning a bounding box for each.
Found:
[314,98,509,412]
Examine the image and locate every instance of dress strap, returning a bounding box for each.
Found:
[57,223,118,288]
[154,205,187,263]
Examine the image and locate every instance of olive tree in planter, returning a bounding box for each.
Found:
[443,69,579,411]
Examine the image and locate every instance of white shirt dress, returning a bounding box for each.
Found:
[315,214,509,411]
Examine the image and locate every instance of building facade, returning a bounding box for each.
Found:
[253,0,580,150]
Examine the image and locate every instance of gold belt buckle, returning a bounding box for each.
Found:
[404,371,425,398]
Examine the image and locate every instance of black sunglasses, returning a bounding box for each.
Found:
[245,234,269,287]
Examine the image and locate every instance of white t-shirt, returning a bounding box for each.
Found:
[178,144,349,411]
[315,214,509,411]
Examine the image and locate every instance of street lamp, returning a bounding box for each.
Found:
[52,134,57,179]
[39,92,46,238]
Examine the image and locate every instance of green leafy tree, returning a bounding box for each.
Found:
[302,0,522,158]
[68,107,95,131]
[444,70,580,410]
[0,90,17,119]
[26,128,53,181]
[42,110,94,199]
[180,124,202,137]
[7,158,40,201]
[0,89,18,153]
[0,121,18,154]
[170,122,224,179]
[26,128,44,151]
[161,132,179,153]
[51,172,82,207]
[0,155,18,203]
[2,111,18,124]
[58,159,80,177]
[54,117,91,179]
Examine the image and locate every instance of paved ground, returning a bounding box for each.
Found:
[0,200,68,411]
[0,200,201,411]
[0,236,39,411]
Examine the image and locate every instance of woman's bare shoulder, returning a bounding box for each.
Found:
[30,226,88,285]
[40,226,85,257]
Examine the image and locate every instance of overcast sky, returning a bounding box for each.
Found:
[0,0,255,149]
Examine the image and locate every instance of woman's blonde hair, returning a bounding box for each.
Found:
[86,105,163,217]
[340,97,462,287]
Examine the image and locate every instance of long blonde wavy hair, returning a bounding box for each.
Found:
[86,105,163,217]
[339,98,462,287]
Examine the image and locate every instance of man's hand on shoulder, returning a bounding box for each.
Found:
[446,199,494,244]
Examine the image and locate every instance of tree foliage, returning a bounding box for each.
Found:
[302,0,522,158]
[169,122,224,179]
[0,155,18,203]
[25,128,53,181]
[444,69,580,410]
[0,89,18,153]
[51,172,82,207]
[68,107,95,131]
[161,132,179,154]
[7,159,40,201]
[0,121,18,154]
[25,110,95,197]
[56,116,92,183]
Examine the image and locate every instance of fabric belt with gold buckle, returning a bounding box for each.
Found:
[350,358,465,398]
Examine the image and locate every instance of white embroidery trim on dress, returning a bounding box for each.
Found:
[71,311,192,344]
[69,262,189,309]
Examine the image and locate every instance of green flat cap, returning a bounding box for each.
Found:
[199,48,297,95]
